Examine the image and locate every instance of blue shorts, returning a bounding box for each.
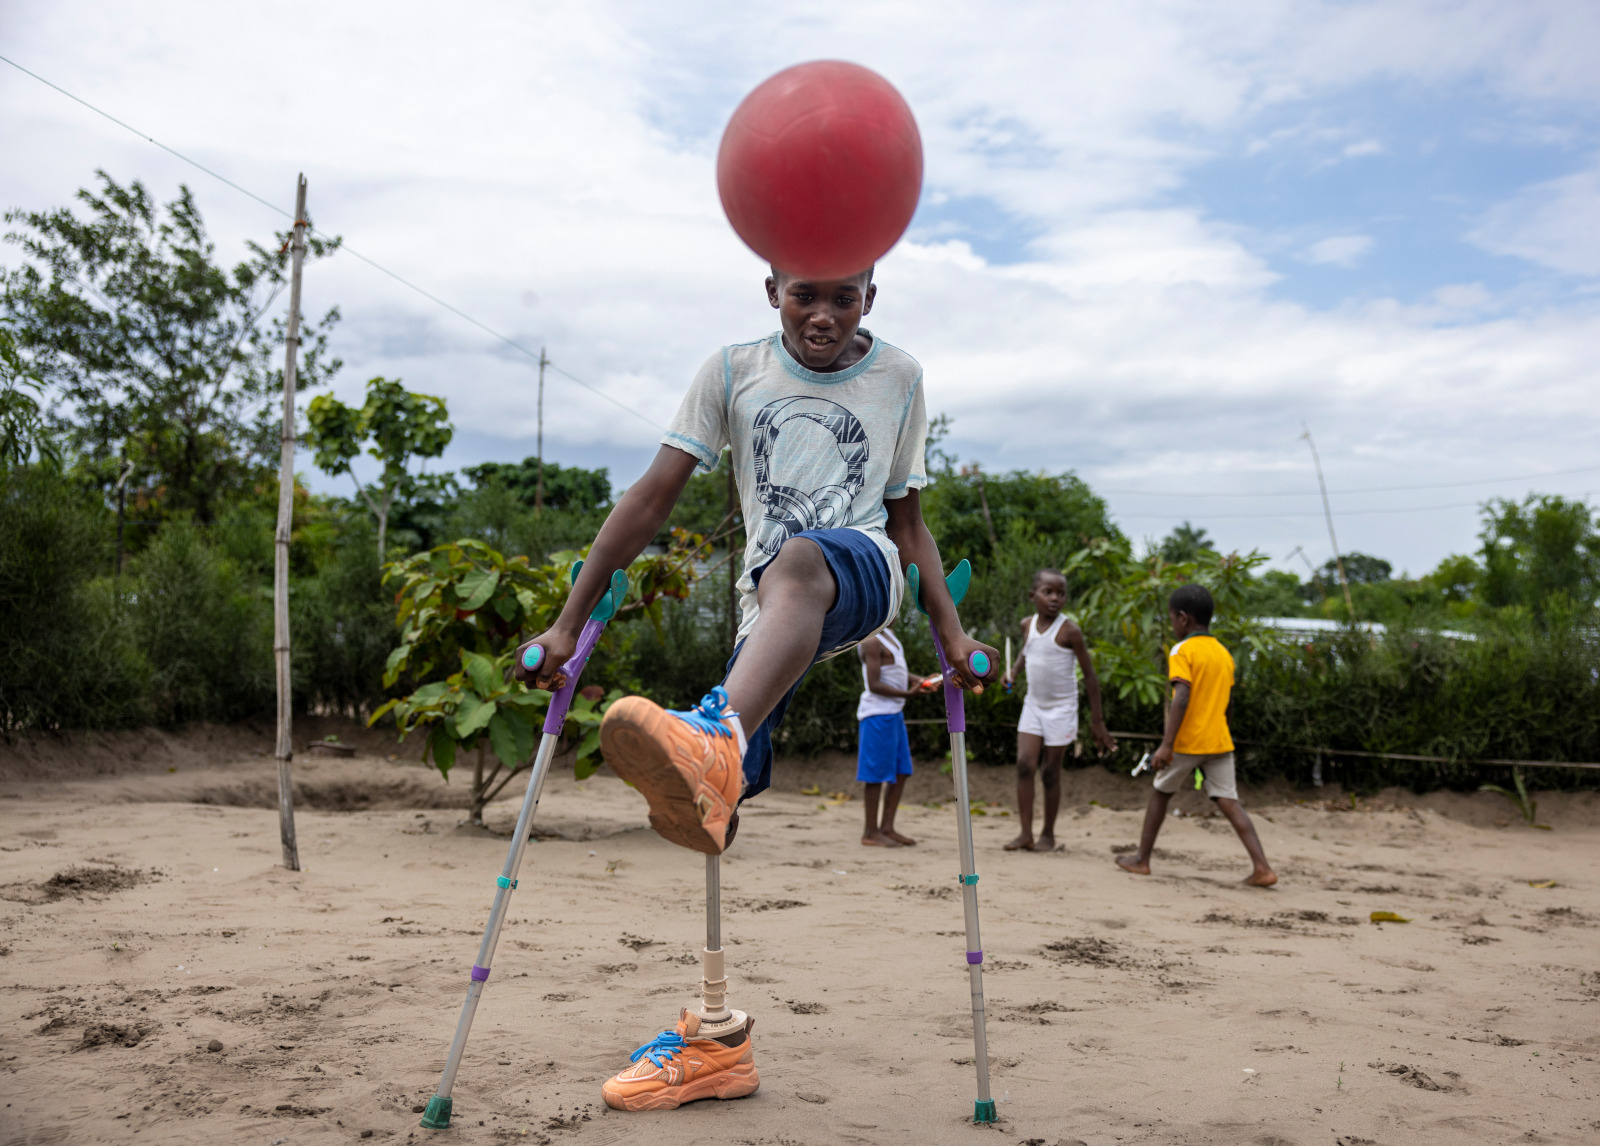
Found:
[724,528,896,801]
[857,712,913,784]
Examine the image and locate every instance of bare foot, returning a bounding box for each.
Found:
[883,829,917,846]
[861,831,902,847]
[1115,853,1150,875]
[1035,833,1057,852]
[1244,868,1278,887]
[1003,833,1035,851]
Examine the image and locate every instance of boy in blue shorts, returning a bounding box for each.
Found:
[855,623,936,847]
[514,263,998,1111]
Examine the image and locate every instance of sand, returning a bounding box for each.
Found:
[2,726,1598,1145]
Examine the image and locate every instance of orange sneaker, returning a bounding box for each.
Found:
[601,1009,759,1111]
[601,687,744,855]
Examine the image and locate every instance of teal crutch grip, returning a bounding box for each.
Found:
[521,644,544,671]
[968,650,990,678]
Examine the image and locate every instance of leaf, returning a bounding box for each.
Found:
[454,693,495,738]
[487,711,523,770]
[367,698,400,726]
[462,650,500,698]
[428,724,457,778]
[574,728,602,780]
[457,567,500,611]
[1369,911,1410,923]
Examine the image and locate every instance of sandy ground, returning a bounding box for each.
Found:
[2,728,1598,1145]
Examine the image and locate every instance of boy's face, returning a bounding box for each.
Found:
[1031,573,1067,618]
[766,269,876,371]
[1170,608,1197,638]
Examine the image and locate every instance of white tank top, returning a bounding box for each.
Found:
[1023,614,1079,711]
[857,629,909,720]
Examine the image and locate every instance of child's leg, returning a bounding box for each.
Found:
[1115,789,1172,875]
[1035,743,1068,850]
[861,782,897,846]
[1213,798,1277,886]
[723,538,835,737]
[881,774,915,845]
[1006,732,1044,850]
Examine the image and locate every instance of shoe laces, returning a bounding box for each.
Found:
[629,1028,688,1068]
[668,686,739,739]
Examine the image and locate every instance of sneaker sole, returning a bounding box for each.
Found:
[602,1062,760,1111]
[601,702,725,855]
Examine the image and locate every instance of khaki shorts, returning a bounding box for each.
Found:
[1152,751,1237,800]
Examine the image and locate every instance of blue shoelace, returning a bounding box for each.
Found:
[630,1028,687,1068]
[668,686,739,738]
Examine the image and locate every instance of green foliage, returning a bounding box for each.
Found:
[462,457,611,512]
[921,465,1119,573]
[1478,494,1600,618]
[1480,766,1545,828]
[0,464,144,732]
[0,323,56,467]
[126,520,273,724]
[1158,521,1214,564]
[306,376,453,566]
[1319,551,1392,586]
[372,530,713,814]
[1,172,341,523]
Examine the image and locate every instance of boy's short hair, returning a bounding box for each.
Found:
[1169,583,1214,626]
[1031,567,1065,590]
[769,263,875,286]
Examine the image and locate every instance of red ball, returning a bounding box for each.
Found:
[717,61,923,280]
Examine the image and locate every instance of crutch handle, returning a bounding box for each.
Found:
[520,644,545,672]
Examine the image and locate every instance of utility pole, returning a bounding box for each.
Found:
[536,347,547,515]
[272,175,308,872]
[1300,425,1355,622]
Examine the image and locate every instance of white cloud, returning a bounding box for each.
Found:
[1305,235,1374,267]
[1342,140,1385,158]
[1470,158,1600,276]
[2,0,1598,576]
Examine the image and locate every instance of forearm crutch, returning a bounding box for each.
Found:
[907,559,997,1125]
[421,565,629,1131]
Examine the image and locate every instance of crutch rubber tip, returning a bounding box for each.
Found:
[973,1098,997,1124]
[521,644,544,671]
[420,1094,453,1129]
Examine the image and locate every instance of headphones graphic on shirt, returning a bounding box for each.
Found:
[750,396,869,557]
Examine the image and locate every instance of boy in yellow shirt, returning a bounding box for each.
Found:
[1115,584,1277,887]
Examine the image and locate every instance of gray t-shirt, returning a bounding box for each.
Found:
[663,329,928,641]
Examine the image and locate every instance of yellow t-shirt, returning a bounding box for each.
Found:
[1168,634,1234,755]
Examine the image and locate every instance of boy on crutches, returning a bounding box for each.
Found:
[514,263,998,1111]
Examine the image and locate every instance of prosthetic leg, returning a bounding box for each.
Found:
[908,560,998,1125]
[691,853,747,1037]
[420,567,629,1131]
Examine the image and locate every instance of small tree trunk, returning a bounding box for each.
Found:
[471,740,486,826]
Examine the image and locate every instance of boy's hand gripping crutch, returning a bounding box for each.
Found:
[906,559,999,1125]
[421,564,629,1131]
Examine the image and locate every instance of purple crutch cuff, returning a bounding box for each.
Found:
[471,964,490,982]
[966,951,983,965]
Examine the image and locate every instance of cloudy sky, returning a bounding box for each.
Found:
[4,0,1598,575]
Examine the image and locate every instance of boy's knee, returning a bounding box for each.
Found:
[1015,759,1037,780]
[1039,764,1061,788]
[757,538,833,602]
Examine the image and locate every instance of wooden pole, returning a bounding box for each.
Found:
[1300,425,1355,621]
[535,348,547,515]
[273,175,308,872]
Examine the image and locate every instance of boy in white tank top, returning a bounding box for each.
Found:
[1000,568,1115,851]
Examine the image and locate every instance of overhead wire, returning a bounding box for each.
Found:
[0,51,666,433]
[1097,463,1600,499]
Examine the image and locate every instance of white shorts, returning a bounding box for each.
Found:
[1018,697,1078,747]
[1152,751,1238,800]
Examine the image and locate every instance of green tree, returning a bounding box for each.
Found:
[1158,521,1215,563]
[1478,495,1600,618]
[462,457,611,512]
[1319,551,1392,585]
[306,376,453,567]
[0,323,56,467]
[1,172,342,522]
